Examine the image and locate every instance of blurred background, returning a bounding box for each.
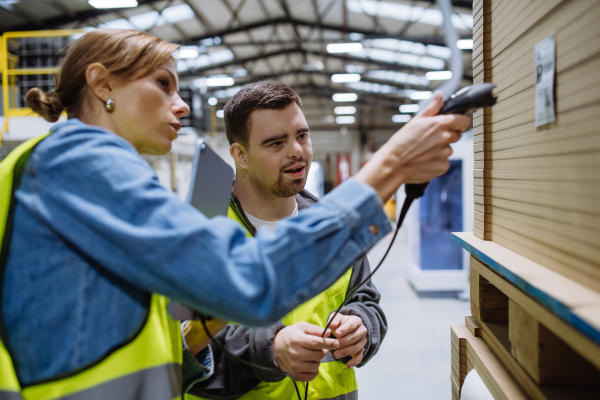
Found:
[0,1,475,397]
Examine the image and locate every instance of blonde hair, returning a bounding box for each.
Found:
[26,29,179,122]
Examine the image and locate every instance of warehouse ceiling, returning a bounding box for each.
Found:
[1,0,474,135]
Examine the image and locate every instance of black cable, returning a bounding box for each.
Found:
[304,191,418,399]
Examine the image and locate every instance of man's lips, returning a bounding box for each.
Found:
[283,164,306,178]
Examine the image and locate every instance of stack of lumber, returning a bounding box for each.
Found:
[453,0,600,397]
[472,0,600,293]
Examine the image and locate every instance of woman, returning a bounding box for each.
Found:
[0,30,469,399]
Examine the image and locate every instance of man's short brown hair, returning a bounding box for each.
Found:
[224,81,303,148]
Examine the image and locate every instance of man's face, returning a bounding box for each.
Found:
[243,103,312,198]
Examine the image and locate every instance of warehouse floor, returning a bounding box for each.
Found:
[356,231,471,399]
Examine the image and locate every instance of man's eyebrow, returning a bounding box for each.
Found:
[297,127,310,134]
[261,133,289,145]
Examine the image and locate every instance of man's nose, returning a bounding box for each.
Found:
[172,94,190,118]
[289,140,304,158]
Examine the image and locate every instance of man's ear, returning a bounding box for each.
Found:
[230,143,248,170]
[85,63,113,105]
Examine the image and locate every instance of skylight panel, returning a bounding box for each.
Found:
[98,18,135,30]
[162,4,196,24]
[347,0,473,30]
[129,11,160,30]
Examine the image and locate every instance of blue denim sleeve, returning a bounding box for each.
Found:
[30,126,392,326]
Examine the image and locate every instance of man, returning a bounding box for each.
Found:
[187,81,387,399]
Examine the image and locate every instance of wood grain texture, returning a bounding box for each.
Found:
[508,300,600,385]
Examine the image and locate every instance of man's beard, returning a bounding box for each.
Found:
[269,159,310,198]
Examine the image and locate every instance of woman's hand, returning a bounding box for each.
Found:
[355,92,471,202]
[182,319,229,355]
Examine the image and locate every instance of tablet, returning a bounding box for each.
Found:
[186,138,234,218]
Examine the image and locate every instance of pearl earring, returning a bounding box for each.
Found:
[105,99,115,112]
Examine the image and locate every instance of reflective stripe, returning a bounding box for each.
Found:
[0,391,23,400]
[48,363,181,400]
[321,390,358,400]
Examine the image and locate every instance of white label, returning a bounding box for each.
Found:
[534,33,556,127]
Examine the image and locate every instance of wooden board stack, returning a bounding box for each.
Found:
[452,0,600,398]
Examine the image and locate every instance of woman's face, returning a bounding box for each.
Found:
[110,58,190,155]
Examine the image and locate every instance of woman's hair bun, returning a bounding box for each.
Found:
[25,88,65,123]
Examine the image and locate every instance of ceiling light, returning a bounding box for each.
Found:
[399,104,420,113]
[208,97,218,106]
[327,43,363,54]
[392,114,412,123]
[178,46,200,59]
[216,110,224,118]
[367,70,429,86]
[332,74,361,83]
[334,106,357,115]
[410,91,432,100]
[332,93,358,102]
[336,116,355,124]
[206,77,234,87]
[426,71,453,80]
[89,0,137,8]
[457,40,473,50]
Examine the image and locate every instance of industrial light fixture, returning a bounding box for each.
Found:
[399,104,420,113]
[327,43,363,54]
[208,97,218,106]
[216,110,224,118]
[457,39,473,49]
[206,77,235,87]
[409,91,432,100]
[88,0,137,8]
[392,114,412,123]
[336,116,356,124]
[334,106,357,115]
[426,71,453,80]
[331,73,361,83]
[178,46,200,59]
[332,93,358,102]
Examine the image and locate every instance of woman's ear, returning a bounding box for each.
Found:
[230,143,248,170]
[85,63,112,104]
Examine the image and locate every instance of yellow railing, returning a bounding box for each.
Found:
[1,29,82,144]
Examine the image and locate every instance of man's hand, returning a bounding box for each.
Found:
[273,322,339,381]
[183,319,228,355]
[327,314,368,368]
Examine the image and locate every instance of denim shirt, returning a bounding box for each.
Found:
[2,119,391,385]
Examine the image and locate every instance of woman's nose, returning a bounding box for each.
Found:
[173,94,190,118]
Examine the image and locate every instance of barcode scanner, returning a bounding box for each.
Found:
[405,83,498,199]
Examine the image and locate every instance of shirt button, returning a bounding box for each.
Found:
[369,224,379,235]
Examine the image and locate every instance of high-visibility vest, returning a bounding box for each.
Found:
[186,205,358,400]
[0,134,183,400]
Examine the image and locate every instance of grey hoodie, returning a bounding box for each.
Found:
[186,190,388,399]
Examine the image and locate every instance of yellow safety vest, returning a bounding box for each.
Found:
[0,134,183,400]
[186,205,358,400]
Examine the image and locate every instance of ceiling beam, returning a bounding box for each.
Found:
[184,17,471,45]
[180,47,451,77]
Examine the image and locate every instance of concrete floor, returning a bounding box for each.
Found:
[354,231,471,399]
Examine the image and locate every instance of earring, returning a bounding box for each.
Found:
[105,99,115,112]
